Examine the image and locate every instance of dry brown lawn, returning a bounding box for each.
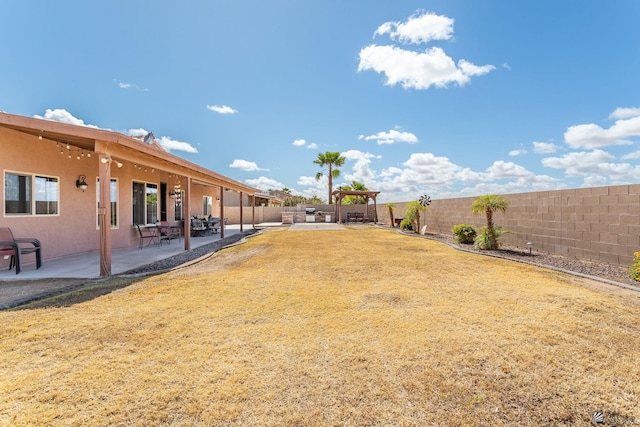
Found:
[1,227,639,426]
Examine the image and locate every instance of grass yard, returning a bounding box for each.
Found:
[1,227,639,426]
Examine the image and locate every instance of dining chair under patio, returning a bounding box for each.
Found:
[160,221,182,244]
[135,224,159,249]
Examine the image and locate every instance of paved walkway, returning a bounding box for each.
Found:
[0,222,360,309]
[0,226,253,309]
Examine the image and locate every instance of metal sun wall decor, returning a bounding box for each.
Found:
[418,194,431,207]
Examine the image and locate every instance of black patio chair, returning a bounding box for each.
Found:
[0,227,42,274]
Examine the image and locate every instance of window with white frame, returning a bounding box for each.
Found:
[132,181,158,225]
[97,178,118,228]
[4,171,59,215]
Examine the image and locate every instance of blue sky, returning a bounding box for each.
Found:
[2,1,640,203]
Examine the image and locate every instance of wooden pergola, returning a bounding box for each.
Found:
[331,190,380,224]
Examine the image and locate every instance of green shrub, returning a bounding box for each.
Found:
[629,251,640,281]
[451,223,477,244]
[474,226,511,250]
[399,218,414,231]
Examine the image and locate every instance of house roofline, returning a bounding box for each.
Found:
[0,111,258,195]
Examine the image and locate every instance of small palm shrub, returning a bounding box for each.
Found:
[474,226,511,250]
[451,223,477,244]
[399,218,414,231]
[629,251,640,281]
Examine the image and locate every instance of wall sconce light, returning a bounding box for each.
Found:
[76,175,88,192]
[216,196,220,200]
[101,156,123,168]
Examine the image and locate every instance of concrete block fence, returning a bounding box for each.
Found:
[222,184,640,267]
[375,184,640,267]
[223,204,376,225]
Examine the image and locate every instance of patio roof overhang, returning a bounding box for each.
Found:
[0,112,258,195]
[0,111,260,276]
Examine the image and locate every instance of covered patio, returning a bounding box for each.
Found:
[0,226,246,281]
[0,112,260,277]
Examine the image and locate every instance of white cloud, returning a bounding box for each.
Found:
[374,11,454,45]
[358,45,494,90]
[485,160,533,179]
[126,128,149,138]
[296,147,568,203]
[34,108,100,128]
[533,141,558,154]
[403,152,461,175]
[361,128,418,145]
[541,149,629,178]
[229,159,269,172]
[457,60,495,77]
[298,175,325,187]
[296,175,329,201]
[117,81,147,91]
[292,139,306,146]
[369,155,560,201]
[207,105,238,115]
[341,149,381,184]
[622,150,640,160]
[155,136,198,153]
[509,149,527,156]
[34,109,200,153]
[358,10,494,90]
[126,128,198,153]
[307,143,318,149]
[245,176,285,191]
[609,107,640,120]
[564,114,640,149]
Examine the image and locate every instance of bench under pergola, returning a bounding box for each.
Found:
[331,190,380,224]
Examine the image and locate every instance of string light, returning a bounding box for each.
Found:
[51,141,95,160]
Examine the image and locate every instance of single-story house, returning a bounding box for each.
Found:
[0,112,259,277]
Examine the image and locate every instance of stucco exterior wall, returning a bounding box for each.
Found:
[376,185,640,267]
[1,127,223,265]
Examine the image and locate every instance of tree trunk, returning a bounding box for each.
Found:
[328,165,333,204]
[388,207,395,227]
[486,208,497,249]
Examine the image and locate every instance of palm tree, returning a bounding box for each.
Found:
[314,151,346,204]
[470,194,510,250]
[385,202,396,227]
[341,181,368,204]
[403,200,429,233]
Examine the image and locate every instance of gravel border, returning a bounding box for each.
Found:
[118,229,261,276]
[412,230,640,292]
